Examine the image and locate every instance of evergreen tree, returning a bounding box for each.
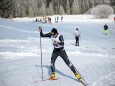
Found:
[59,5,65,15]
[0,0,15,18]
[29,0,39,17]
[28,6,34,17]
[38,2,46,15]
[65,0,70,14]
[46,3,54,15]
[0,0,115,17]
[71,0,80,14]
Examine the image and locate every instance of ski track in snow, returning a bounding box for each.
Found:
[0,25,38,33]
[93,72,115,86]
[0,38,115,59]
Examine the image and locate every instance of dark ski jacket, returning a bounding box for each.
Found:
[104,25,108,30]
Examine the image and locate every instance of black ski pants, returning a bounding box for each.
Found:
[50,49,76,74]
[75,37,79,46]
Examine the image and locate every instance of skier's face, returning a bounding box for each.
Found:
[52,33,57,38]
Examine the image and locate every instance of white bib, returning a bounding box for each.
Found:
[51,34,63,48]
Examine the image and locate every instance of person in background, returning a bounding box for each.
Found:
[55,16,57,23]
[35,18,38,22]
[48,17,51,24]
[44,16,47,23]
[61,16,63,22]
[104,24,108,35]
[74,28,80,46]
[57,16,59,22]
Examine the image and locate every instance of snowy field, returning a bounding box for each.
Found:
[0,15,115,86]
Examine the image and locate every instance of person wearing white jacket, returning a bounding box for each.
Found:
[74,28,80,46]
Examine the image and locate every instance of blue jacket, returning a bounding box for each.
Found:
[104,25,108,30]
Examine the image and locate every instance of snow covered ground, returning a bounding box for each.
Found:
[0,15,115,86]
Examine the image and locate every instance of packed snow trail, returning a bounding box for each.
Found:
[0,16,115,86]
[0,25,38,33]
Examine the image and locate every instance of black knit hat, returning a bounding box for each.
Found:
[51,28,58,35]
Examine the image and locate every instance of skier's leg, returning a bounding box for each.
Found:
[50,50,58,78]
[59,50,76,73]
[76,37,79,46]
[59,50,81,80]
[78,37,79,46]
[75,37,77,46]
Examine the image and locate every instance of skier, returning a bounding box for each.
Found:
[104,24,108,35]
[35,18,38,22]
[74,28,80,46]
[55,16,57,23]
[49,17,52,24]
[57,16,59,22]
[61,16,63,22]
[38,27,84,82]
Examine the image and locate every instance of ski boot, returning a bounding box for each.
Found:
[49,72,55,79]
[74,72,81,81]
[75,72,87,86]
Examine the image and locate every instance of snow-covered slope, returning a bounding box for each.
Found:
[0,15,115,86]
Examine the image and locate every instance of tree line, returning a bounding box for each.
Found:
[0,0,115,18]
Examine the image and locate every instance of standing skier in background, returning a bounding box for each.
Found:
[61,16,63,22]
[38,27,86,85]
[104,24,108,35]
[57,16,59,22]
[74,28,80,46]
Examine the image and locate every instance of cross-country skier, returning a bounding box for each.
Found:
[38,27,86,85]
[74,28,80,46]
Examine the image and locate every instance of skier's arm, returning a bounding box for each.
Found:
[38,27,51,38]
[59,35,64,46]
[40,31,51,37]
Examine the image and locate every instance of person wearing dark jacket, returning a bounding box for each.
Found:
[38,27,83,81]
[104,24,108,35]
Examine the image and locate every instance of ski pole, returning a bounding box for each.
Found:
[40,30,43,79]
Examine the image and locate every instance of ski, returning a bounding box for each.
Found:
[31,78,60,83]
[42,78,60,81]
[79,79,89,86]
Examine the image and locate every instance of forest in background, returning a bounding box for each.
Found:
[0,0,115,18]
